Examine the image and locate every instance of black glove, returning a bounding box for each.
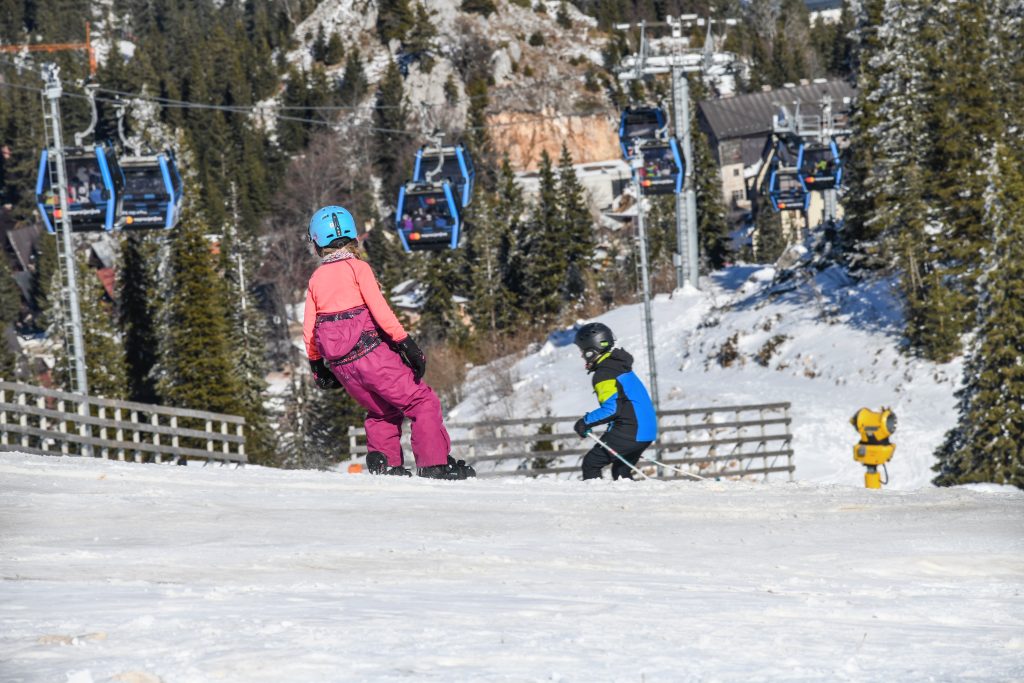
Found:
[396,336,426,381]
[309,358,341,390]
[573,418,591,438]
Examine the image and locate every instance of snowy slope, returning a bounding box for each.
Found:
[1,453,1022,683]
[450,263,962,490]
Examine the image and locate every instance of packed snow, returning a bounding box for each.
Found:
[1,453,1022,682]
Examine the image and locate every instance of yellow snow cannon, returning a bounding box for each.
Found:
[851,407,896,489]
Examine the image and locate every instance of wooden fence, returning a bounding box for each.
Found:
[0,381,247,464]
[348,402,794,481]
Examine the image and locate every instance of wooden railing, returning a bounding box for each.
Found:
[0,381,247,464]
[348,402,794,481]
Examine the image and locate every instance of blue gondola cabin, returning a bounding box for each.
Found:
[413,144,475,209]
[634,139,684,196]
[36,145,124,233]
[797,140,842,191]
[619,106,667,160]
[119,152,183,230]
[768,169,810,212]
[395,183,461,252]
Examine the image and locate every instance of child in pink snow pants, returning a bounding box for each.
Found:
[303,205,474,479]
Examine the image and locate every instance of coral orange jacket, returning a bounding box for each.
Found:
[303,257,407,361]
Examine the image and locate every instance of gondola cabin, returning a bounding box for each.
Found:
[797,140,842,190]
[634,139,684,196]
[395,182,460,252]
[36,145,124,233]
[619,106,667,160]
[768,168,809,212]
[413,144,475,209]
[119,152,183,230]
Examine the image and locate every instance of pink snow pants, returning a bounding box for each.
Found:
[315,313,450,468]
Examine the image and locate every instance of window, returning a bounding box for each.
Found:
[733,167,741,177]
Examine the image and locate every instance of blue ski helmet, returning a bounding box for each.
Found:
[308,205,357,248]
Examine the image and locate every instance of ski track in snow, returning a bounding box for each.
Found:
[1,454,1022,682]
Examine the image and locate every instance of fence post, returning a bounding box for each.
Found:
[0,387,7,447]
[78,396,92,458]
[151,413,161,464]
[131,410,140,462]
[235,422,244,464]
[115,407,124,461]
[786,404,794,482]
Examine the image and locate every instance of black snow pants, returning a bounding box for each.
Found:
[581,432,653,480]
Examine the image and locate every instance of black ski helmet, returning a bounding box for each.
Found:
[574,322,615,369]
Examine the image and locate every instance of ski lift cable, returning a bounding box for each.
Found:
[0,61,620,138]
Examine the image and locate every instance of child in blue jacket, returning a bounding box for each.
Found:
[572,323,658,480]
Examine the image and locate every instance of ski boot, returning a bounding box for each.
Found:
[366,452,412,477]
[417,456,477,480]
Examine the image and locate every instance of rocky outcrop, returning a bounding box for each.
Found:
[488,108,620,171]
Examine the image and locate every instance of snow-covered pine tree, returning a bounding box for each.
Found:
[467,160,520,334]
[220,225,276,466]
[841,0,887,266]
[917,0,999,358]
[933,145,1024,489]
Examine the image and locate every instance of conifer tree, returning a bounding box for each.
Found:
[324,32,345,66]
[468,159,521,333]
[220,228,277,465]
[377,0,414,44]
[688,76,731,270]
[157,208,244,416]
[556,145,594,309]
[0,251,21,380]
[520,151,564,325]
[933,146,1024,489]
[841,0,887,264]
[465,78,497,190]
[405,3,437,54]
[29,233,57,331]
[373,61,410,198]
[754,206,786,263]
[338,49,369,106]
[415,252,461,345]
[920,0,998,347]
[118,232,160,404]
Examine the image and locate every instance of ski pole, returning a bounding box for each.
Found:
[585,432,650,480]
[638,453,708,481]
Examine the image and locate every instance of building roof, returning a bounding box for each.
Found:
[698,79,856,142]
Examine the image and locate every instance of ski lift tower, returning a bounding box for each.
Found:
[616,15,740,292]
[39,64,89,397]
